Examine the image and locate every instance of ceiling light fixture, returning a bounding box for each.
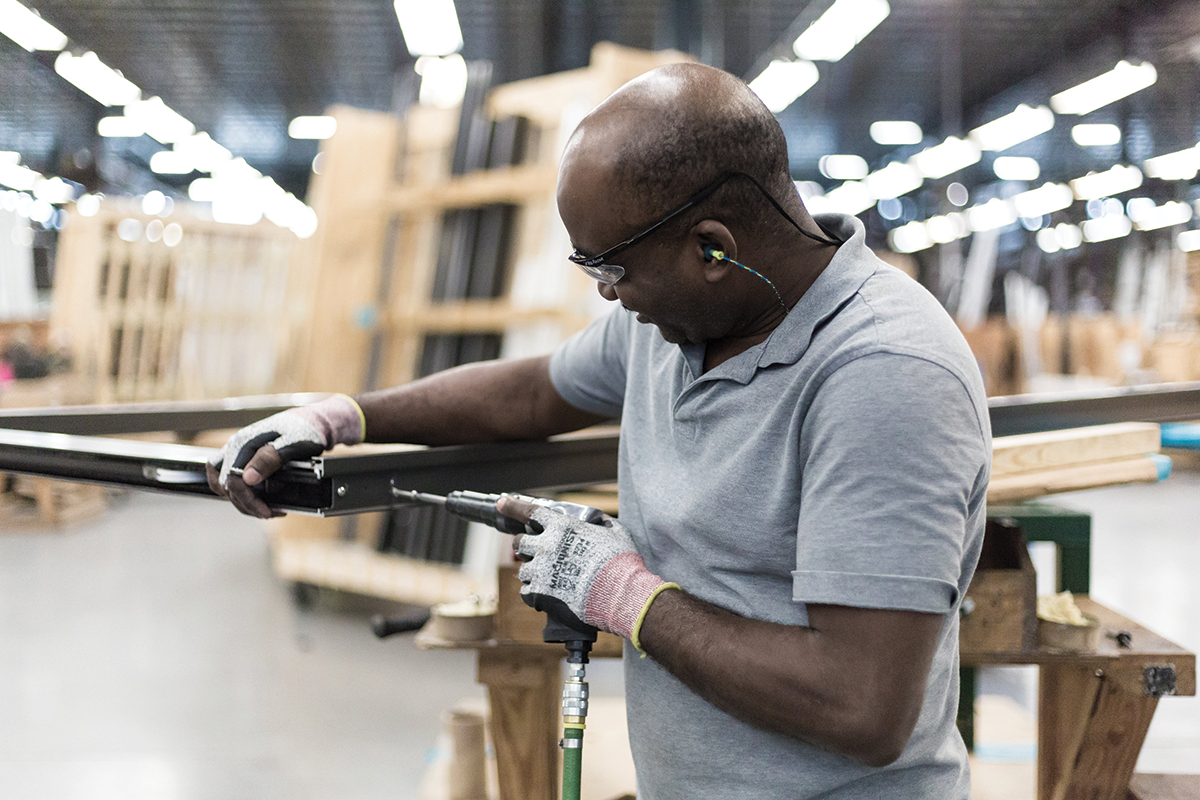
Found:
[54,51,141,107]
[288,116,337,140]
[822,180,874,215]
[0,0,68,51]
[969,104,1054,152]
[1012,183,1073,218]
[925,213,968,244]
[1177,230,1200,252]
[173,133,232,173]
[416,53,470,109]
[1036,228,1060,253]
[0,159,40,192]
[123,97,195,144]
[1071,165,1143,199]
[1143,145,1200,181]
[394,0,463,57]
[97,116,143,137]
[818,154,868,180]
[869,120,922,146]
[149,151,194,175]
[889,220,932,254]
[910,136,980,179]
[1132,201,1193,231]
[1071,123,1121,146]
[993,156,1041,181]
[967,198,1017,232]
[865,161,923,199]
[793,0,890,62]
[1083,214,1132,242]
[748,59,819,114]
[1050,60,1157,116]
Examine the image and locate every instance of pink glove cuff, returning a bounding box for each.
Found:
[583,551,676,648]
[291,394,366,448]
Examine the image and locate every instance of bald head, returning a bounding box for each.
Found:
[560,63,799,239]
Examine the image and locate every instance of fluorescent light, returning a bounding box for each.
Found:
[793,0,890,62]
[172,133,231,173]
[1132,201,1192,231]
[394,0,463,56]
[822,181,874,215]
[32,176,74,204]
[149,151,193,174]
[1036,228,1060,253]
[0,0,67,51]
[910,136,980,179]
[993,156,1040,181]
[1050,60,1157,116]
[870,120,921,146]
[0,160,40,191]
[926,213,968,243]
[1177,230,1200,252]
[288,116,337,140]
[75,193,101,216]
[1083,214,1131,242]
[54,51,140,107]
[97,116,143,137]
[889,220,932,253]
[1055,223,1083,249]
[142,190,166,216]
[748,59,819,114]
[1071,123,1121,146]
[818,154,868,180]
[967,198,1017,232]
[416,53,470,109]
[866,161,922,199]
[969,104,1054,152]
[124,97,195,144]
[1012,183,1073,218]
[1071,165,1143,200]
[187,178,218,202]
[1144,145,1200,180]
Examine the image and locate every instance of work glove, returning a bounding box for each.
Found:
[512,504,679,651]
[208,394,365,510]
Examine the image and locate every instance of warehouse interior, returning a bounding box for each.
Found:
[1,1,1199,799]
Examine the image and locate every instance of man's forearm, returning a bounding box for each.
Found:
[637,588,940,767]
[354,355,605,445]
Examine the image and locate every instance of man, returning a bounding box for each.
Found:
[210,63,991,798]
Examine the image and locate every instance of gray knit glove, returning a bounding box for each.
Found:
[516,507,677,646]
[209,394,365,488]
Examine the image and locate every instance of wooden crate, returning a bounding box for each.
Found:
[960,518,1037,653]
[50,198,307,403]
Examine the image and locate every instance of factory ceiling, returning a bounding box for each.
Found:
[0,0,1198,209]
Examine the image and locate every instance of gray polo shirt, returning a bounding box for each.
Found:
[549,213,990,799]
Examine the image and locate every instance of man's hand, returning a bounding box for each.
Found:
[206,394,365,518]
[499,495,677,645]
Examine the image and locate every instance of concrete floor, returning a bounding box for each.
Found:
[1,470,1197,799]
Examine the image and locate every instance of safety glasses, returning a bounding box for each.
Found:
[567,170,840,285]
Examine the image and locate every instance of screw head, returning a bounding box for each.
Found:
[336,485,347,497]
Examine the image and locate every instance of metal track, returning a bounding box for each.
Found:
[0,382,1196,516]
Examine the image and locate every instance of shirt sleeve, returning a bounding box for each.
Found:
[548,306,633,419]
[792,351,990,614]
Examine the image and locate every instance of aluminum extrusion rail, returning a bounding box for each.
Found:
[1,381,1198,516]
[0,427,620,516]
[0,394,330,436]
[988,381,1200,436]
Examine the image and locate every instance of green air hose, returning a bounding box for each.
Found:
[561,724,585,800]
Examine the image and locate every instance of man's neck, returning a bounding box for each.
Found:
[701,242,839,373]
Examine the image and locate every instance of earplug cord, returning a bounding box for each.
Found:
[708,249,791,317]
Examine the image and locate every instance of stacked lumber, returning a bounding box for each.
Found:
[987,422,1166,503]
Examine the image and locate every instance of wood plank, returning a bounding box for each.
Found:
[1062,682,1159,800]
[1038,664,1103,800]
[389,301,588,334]
[382,164,560,211]
[477,647,560,800]
[992,423,1161,477]
[986,456,1164,504]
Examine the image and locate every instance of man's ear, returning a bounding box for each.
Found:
[691,220,737,283]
